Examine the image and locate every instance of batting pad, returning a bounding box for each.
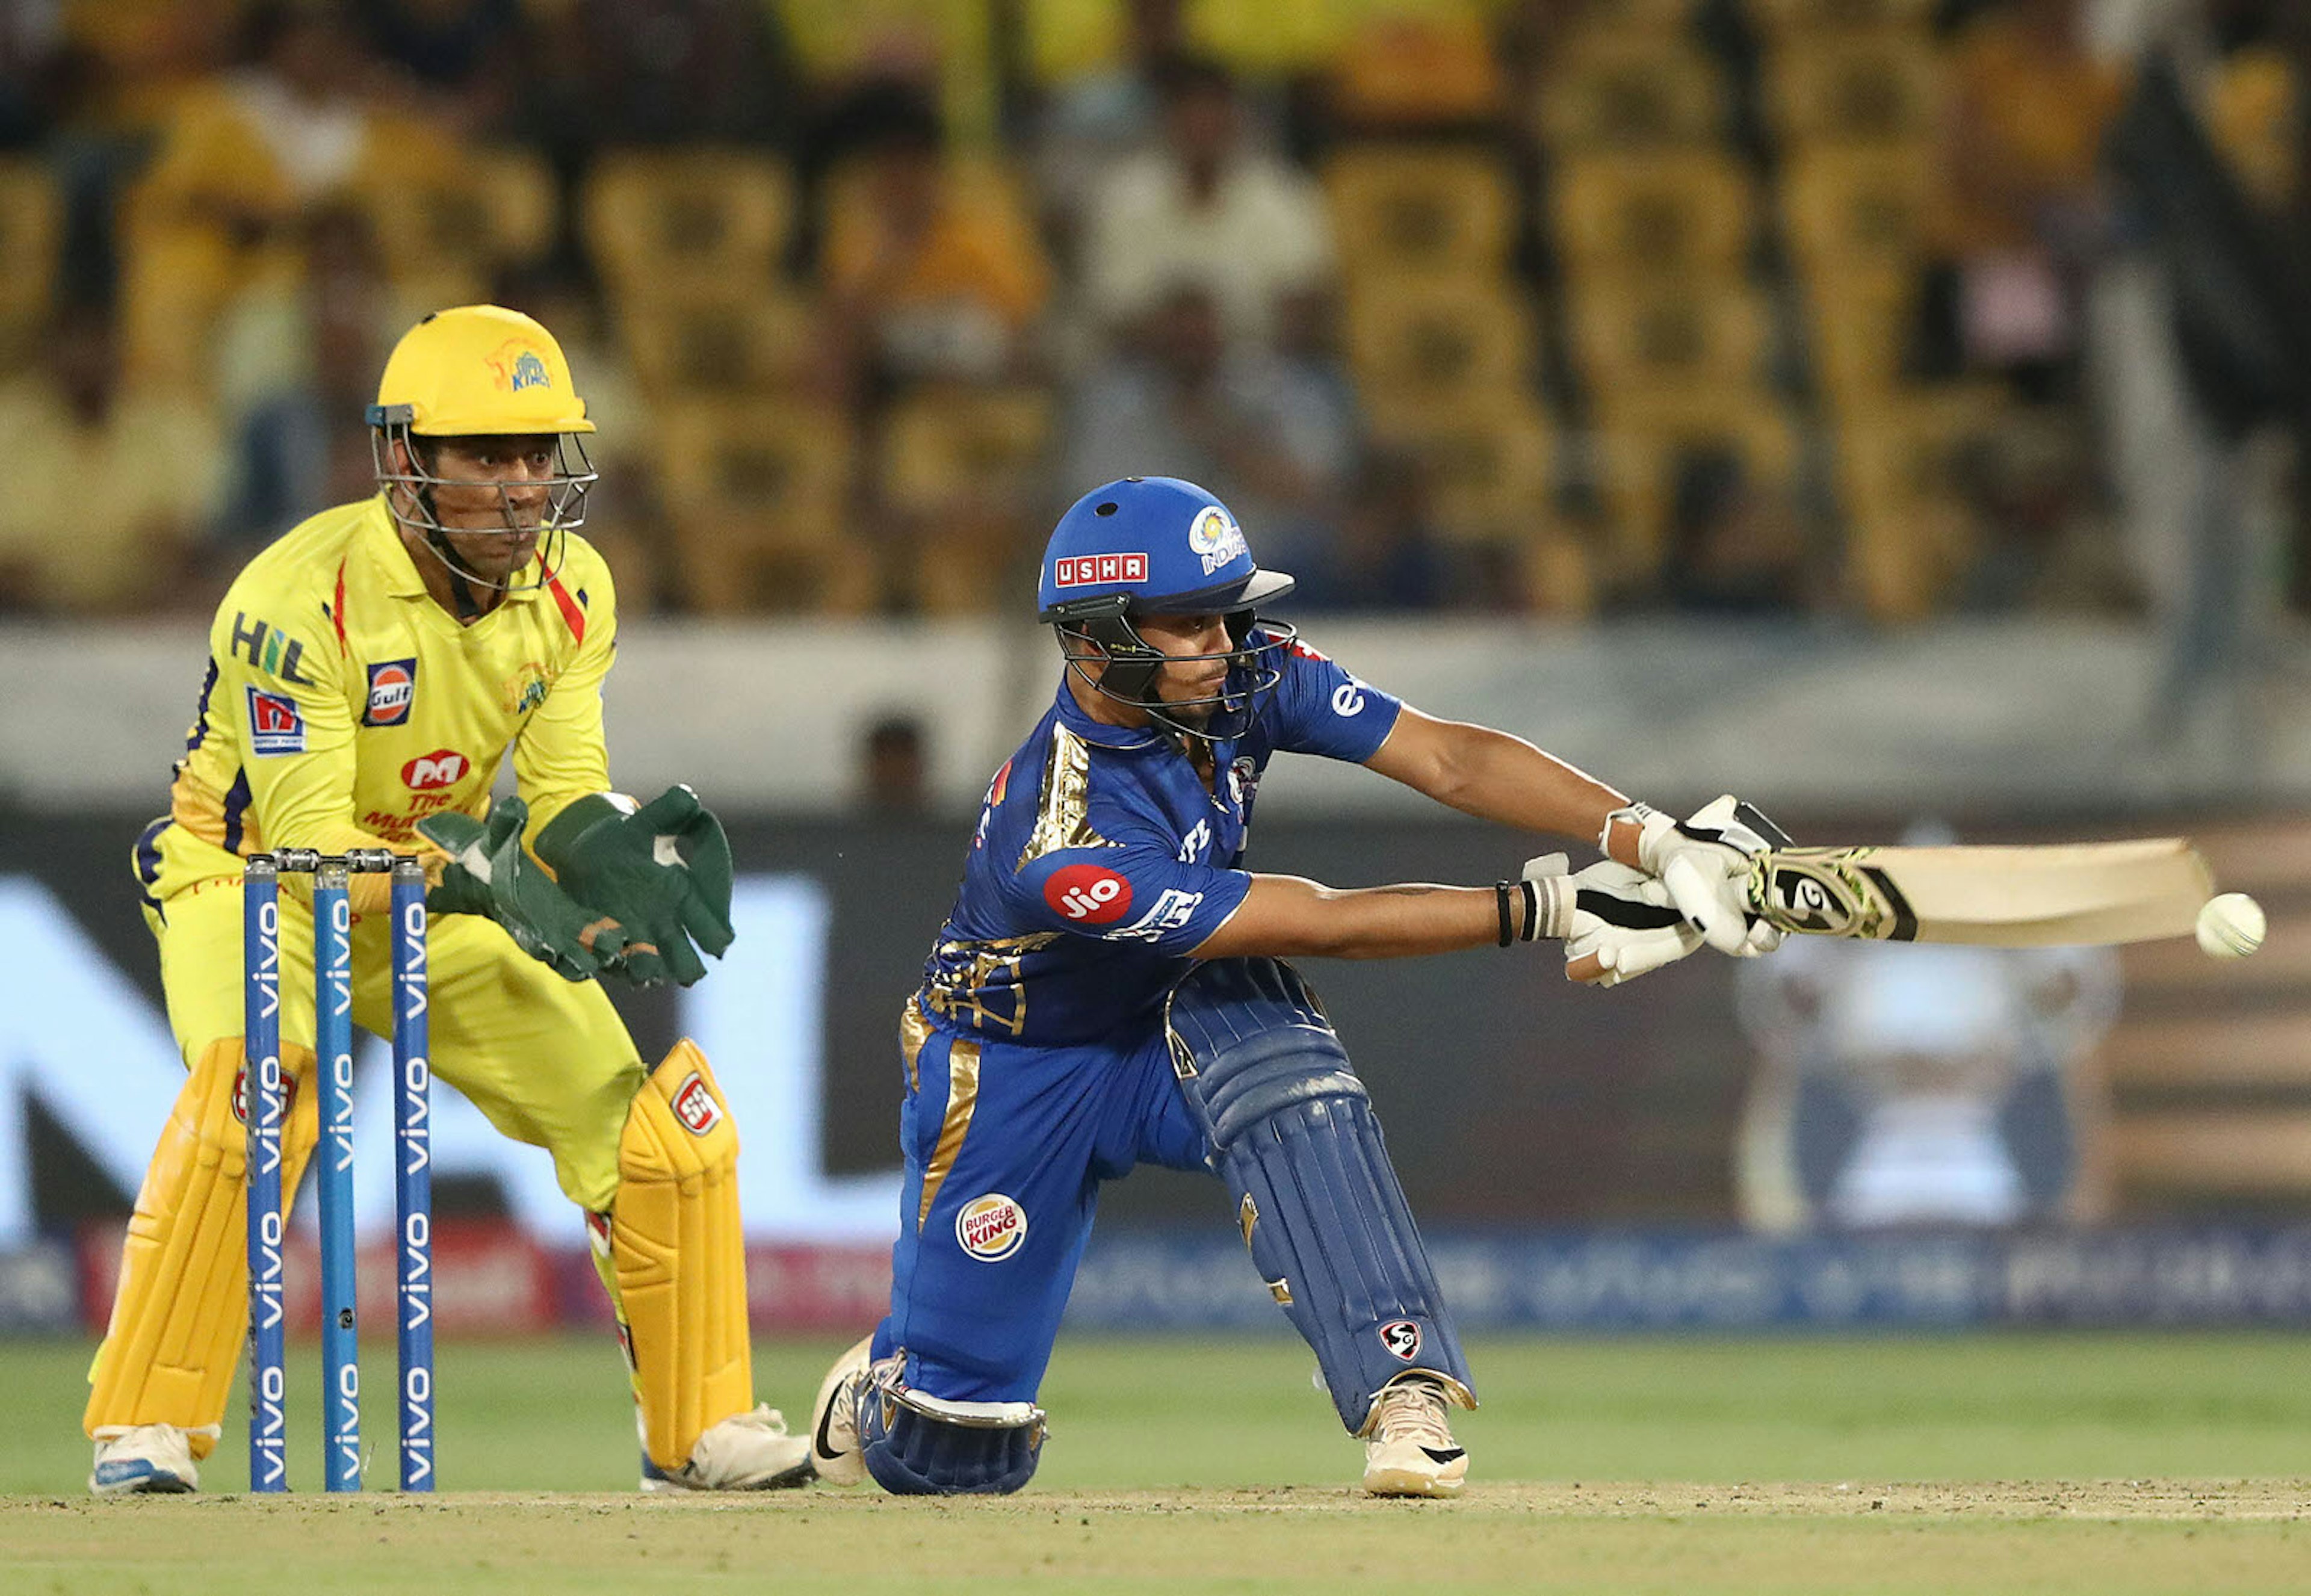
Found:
[611,1040,752,1470]
[1166,959,1475,1435]
[85,1037,320,1452]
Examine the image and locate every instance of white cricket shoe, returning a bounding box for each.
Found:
[89,1423,214,1497]
[1360,1376,1468,1499]
[640,1404,814,1492]
[808,1335,875,1486]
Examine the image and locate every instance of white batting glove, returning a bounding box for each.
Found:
[1603,795,1786,958]
[1526,855,1706,988]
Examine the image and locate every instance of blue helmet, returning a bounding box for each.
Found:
[1038,477,1298,742]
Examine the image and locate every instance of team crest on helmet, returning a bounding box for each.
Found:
[486,340,553,394]
[1187,505,1248,576]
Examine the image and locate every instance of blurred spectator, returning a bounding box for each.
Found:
[1065,282,1352,568]
[119,1,456,386]
[1923,0,2132,397]
[0,4,64,148]
[1080,55,1334,351]
[209,203,401,557]
[1657,447,1818,616]
[525,0,794,162]
[361,0,527,135]
[858,713,929,815]
[1030,0,1186,258]
[1951,413,2141,614]
[820,91,1050,395]
[1281,448,1452,612]
[0,301,221,614]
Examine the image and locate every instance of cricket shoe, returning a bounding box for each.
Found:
[1360,1376,1468,1499]
[89,1422,215,1497]
[807,1335,876,1486]
[639,1404,815,1492]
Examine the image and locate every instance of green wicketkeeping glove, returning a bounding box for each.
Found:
[533,785,735,988]
[419,796,635,983]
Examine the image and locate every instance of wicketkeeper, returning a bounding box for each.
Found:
[89,305,808,1495]
[808,475,1782,1498]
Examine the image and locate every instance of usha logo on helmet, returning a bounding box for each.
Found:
[1187,506,1248,577]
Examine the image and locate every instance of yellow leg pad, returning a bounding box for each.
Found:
[611,1040,752,1470]
[84,1038,320,1453]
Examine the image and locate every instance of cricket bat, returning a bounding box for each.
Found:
[1745,838,2216,947]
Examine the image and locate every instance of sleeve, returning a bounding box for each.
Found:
[1261,633,1401,763]
[218,583,435,917]
[513,552,618,842]
[1009,840,1252,957]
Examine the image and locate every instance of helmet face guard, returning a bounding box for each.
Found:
[1054,598,1298,744]
[369,404,596,596]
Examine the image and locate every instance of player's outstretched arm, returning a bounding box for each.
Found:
[1189,861,1700,986]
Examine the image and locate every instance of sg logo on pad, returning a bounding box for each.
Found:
[670,1072,722,1136]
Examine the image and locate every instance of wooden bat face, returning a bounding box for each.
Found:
[1745,840,2214,947]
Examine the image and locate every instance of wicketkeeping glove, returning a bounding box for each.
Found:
[419,797,637,983]
[1526,854,1706,987]
[1604,794,1789,957]
[531,785,735,988]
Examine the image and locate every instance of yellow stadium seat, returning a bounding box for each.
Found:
[0,159,58,367]
[1569,280,1772,403]
[1803,263,1923,401]
[1780,144,1934,277]
[584,150,793,301]
[1369,390,1554,545]
[1746,0,1938,33]
[617,289,818,398]
[1766,31,1942,147]
[1591,391,1800,571]
[1538,37,1728,152]
[1343,276,1536,435]
[878,385,1052,515]
[655,398,874,614]
[1552,152,1755,277]
[1324,144,1517,277]
[1835,385,2010,620]
[357,147,556,311]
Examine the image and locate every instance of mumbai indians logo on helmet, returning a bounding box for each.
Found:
[1187,504,1248,577]
[956,1193,1027,1261]
[486,340,553,394]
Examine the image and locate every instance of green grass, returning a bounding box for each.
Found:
[4,1332,2308,1592]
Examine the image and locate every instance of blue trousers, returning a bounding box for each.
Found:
[873,1005,1209,1402]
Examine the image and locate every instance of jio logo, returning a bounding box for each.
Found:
[1042,864,1133,926]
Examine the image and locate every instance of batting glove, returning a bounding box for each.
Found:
[1604,795,1787,958]
[1526,854,1706,987]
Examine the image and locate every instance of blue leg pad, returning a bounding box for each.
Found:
[1166,957,1474,1434]
[858,1369,1045,1495]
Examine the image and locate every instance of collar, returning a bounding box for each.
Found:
[362,492,545,608]
[1051,676,1169,752]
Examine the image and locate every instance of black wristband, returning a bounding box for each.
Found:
[1494,881,1514,947]
[1520,877,1541,941]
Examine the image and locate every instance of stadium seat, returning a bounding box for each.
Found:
[584,149,793,302]
[617,288,818,398]
[1568,280,1773,403]
[1343,276,1536,436]
[1780,145,1934,280]
[1366,389,1554,545]
[1551,152,1755,279]
[1834,386,2011,620]
[1324,146,1517,279]
[878,385,1052,516]
[1745,0,1938,33]
[1802,264,1923,401]
[1765,31,1943,148]
[0,158,58,368]
[1536,36,1728,152]
[357,147,556,312]
[655,397,873,614]
[1591,391,1801,572]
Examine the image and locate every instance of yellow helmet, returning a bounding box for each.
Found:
[368,303,595,436]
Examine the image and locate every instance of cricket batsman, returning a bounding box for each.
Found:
[88,305,811,1495]
[808,475,1783,1498]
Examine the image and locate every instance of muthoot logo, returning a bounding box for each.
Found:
[955,1193,1027,1261]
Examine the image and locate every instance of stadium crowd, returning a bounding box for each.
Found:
[0,0,2300,622]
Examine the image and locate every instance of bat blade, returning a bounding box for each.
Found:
[1748,839,2215,947]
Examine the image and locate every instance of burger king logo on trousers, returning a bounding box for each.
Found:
[956,1193,1027,1261]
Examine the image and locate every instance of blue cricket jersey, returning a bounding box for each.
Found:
[917,629,1403,1048]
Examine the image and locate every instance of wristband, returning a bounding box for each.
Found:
[1519,877,1541,942]
[1494,881,1514,948]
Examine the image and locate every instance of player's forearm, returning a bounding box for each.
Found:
[1378,714,1628,844]
[1190,874,1516,961]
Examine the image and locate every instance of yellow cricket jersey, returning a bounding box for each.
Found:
[138,493,616,917]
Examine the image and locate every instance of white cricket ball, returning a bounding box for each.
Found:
[2195,892,2266,960]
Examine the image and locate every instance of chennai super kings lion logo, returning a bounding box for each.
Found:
[485,340,552,394]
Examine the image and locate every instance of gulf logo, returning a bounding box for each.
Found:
[364,658,416,726]
[1044,862,1132,925]
[955,1193,1027,1261]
